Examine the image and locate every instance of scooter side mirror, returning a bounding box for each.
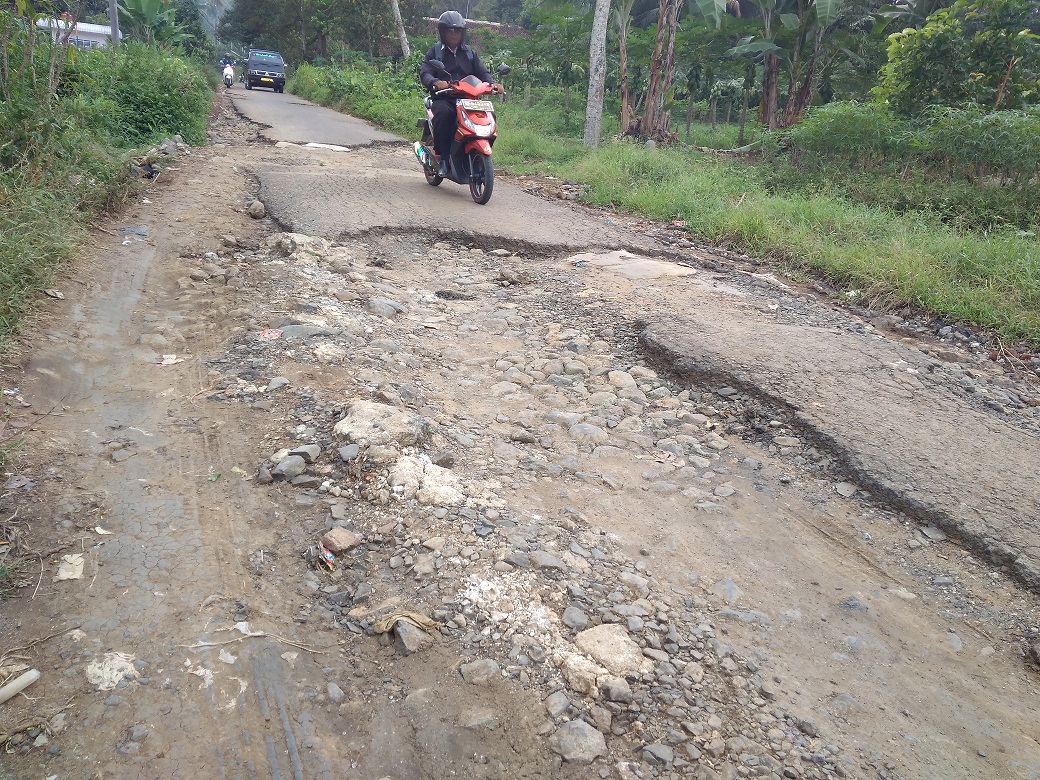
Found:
[429,59,449,75]
[497,64,511,76]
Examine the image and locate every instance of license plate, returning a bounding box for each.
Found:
[460,99,494,112]
[261,78,273,83]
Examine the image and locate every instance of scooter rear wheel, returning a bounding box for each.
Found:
[469,153,493,205]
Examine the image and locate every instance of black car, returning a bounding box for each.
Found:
[244,49,286,93]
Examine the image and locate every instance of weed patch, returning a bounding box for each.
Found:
[0,19,212,348]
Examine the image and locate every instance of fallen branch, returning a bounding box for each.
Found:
[1,626,81,666]
[0,697,74,743]
[178,632,324,655]
[0,669,40,705]
[189,381,223,402]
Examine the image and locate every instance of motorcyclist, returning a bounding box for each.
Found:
[420,10,503,177]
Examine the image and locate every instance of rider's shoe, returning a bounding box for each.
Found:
[436,158,449,177]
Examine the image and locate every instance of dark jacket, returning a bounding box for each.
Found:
[420,43,493,92]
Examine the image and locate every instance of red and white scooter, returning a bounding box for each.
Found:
[414,62,510,205]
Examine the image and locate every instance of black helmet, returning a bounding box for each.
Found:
[437,10,467,42]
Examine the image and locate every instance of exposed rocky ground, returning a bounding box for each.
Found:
[1,91,1038,780]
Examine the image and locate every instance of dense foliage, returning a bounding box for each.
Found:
[0,9,213,346]
[877,0,1040,116]
[775,102,1040,230]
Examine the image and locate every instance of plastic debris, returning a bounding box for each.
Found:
[53,554,85,581]
[258,328,283,340]
[44,289,65,299]
[85,652,137,690]
[373,610,440,634]
[94,526,113,535]
[159,354,184,365]
[317,543,335,570]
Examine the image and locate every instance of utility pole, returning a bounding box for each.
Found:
[107,0,120,45]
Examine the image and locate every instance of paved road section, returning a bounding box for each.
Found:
[231,87,400,146]
[252,146,650,249]
[238,90,1040,590]
[641,316,1040,588]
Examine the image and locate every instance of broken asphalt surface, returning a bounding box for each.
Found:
[1,88,1038,780]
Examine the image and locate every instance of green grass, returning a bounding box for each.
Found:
[0,35,213,349]
[289,64,1040,345]
[556,142,1039,340]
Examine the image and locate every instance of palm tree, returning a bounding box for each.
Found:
[583,0,612,147]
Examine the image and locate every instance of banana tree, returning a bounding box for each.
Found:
[727,0,846,128]
[117,0,191,45]
[627,0,686,139]
[614,0,637,136]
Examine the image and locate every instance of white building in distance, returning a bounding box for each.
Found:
[35,18,119,50]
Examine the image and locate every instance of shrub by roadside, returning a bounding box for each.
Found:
[0,27,213,349]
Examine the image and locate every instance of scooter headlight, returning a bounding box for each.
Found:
[460,113,495,137]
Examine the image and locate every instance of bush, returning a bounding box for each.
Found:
[67,43,213,145]
[876,0,1040,117]
[784,102,914,162]
[773,102,1040,230]
[0,20,213,347]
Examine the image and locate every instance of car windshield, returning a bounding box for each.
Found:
[251,53,282,64]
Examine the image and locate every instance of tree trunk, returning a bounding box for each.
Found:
[524,82,532,109]
[709,96,717,130]
[390,0,410,59]
[583,0,611,147]
[619,29,631,131]
[313,29,328,60]
[760,52,779,129]
[724,97,732,124]
[630,0,681,140]
[781,26,823,127]
[616,0,636,136]
[738,88,749,146]
[685,97,694,136]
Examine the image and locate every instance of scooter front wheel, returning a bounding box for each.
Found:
[469,153,493,205]
[424,168,443,186]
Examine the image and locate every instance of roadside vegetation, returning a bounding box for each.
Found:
[0,5,214,353]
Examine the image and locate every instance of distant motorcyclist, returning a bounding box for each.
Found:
[420,10,503,177]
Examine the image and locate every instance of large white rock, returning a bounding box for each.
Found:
[388,455,463,505]
[270,232,330,264]
[574,624,652,676]
[333,401,427,447]
[417,463,464,505]
[559,653,607,695]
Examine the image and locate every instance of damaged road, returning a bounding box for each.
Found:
[0,88,1038,780]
